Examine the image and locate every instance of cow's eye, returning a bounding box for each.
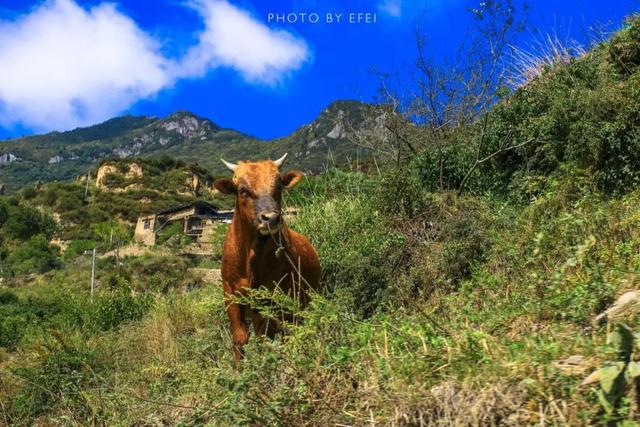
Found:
[239,188,250,198]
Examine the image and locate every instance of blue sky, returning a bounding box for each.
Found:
[0,0,636,140]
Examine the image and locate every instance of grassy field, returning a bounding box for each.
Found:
[2,168,640,425]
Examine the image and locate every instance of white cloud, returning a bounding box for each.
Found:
[0,0,310,132]
[378,0,402,18]
[0,0,171,132]
[180,0,310,85]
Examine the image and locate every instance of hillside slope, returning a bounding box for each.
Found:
[0,100,376,191]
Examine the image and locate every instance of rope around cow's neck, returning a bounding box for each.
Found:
[266,221,313,290]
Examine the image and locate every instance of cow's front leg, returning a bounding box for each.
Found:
[251,309,279,339]
[224,279,249,361]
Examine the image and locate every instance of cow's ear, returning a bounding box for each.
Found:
[281,170,304,189]
[214,178,236,195]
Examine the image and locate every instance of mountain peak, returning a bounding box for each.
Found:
[158,110,220,138]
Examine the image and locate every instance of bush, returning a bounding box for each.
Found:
[155,220,185,246]
[21,186,37,200]
[608,15,640,75]
[7,235,61,275]
[3,203,57,240]
[101,172,127,189]
[63,240,97,261]
[412,142,475,192]
[10,335,106,421]
[293,193,404,316]
[125,255,198,292]
[92,289,153,331]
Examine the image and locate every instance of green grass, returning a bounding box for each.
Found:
[2,167,640,425]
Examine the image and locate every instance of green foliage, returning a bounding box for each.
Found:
[21,186,37,199]
[10,333,108,421]
[63,240,97,260]
[0,198,8,226]
[293,189,404,316]
[102,171,127,189]
[6,235,61,276]
[412,142,475,192]
[3,203,57,240]
[124,255,196,292]
[207,223,228,263]
[400,16,640,196]
[0,297,28,349]
[608,15,640,75]
[594,324,640,422]
[92,289,153,331]
[155,220,186,246]
[92,220,131,247]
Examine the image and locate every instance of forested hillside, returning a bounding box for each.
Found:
[0,101,377,192]
[2,14,640,427]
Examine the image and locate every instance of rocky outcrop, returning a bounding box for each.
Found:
[48,155,64,164]
[327,123,345,139]
[191,173,201,195]
[96,164,117,188]
[96,162,143,189]
[594,290,640,324]
[160,113,215,139]
[113,147,134,159]
[0,153,21,164]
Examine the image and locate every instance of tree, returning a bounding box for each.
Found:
[4,203,57,240]
[347,0,528,191]
[7,235,61,275]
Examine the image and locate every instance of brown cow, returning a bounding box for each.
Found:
[213,154,321,360]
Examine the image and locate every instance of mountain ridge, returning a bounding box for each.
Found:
[0,100,376,191]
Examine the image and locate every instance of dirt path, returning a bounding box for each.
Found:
[189,268,221,284]
[100,244,171,259]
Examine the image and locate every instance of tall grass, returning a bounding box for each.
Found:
[4,167,640,424]
[505,28,587,87]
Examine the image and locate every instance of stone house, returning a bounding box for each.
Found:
[134,201,232,246]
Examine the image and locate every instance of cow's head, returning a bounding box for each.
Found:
[213,154,303,237]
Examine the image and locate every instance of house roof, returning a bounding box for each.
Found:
[156,200,219,216]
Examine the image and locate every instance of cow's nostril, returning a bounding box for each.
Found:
[260,211,279,223]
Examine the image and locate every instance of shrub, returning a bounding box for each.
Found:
[123,255,199,292]
[608,15,640,75]
[10,334,106,421]
[155,220,184,246]
[92,290,152,331]
[292,193,404,316]
[7,235,61,275]
[374,166,432,219]
[0,290,18,305]
[4,204,57,240]
[101,172,127,188]
[0,312,28,349]
[412,142,475,192]
[63,240,97,261]
[21,186,37,200]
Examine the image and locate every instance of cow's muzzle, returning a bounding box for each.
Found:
[255,196,281,237]
[257,210,281,236]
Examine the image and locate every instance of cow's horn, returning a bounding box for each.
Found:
[220,158,237,172]
[274,153,288,167]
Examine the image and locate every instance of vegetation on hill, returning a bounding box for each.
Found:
[0,101,376,192]
[0,155,230,278]
[3,12,640,427]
